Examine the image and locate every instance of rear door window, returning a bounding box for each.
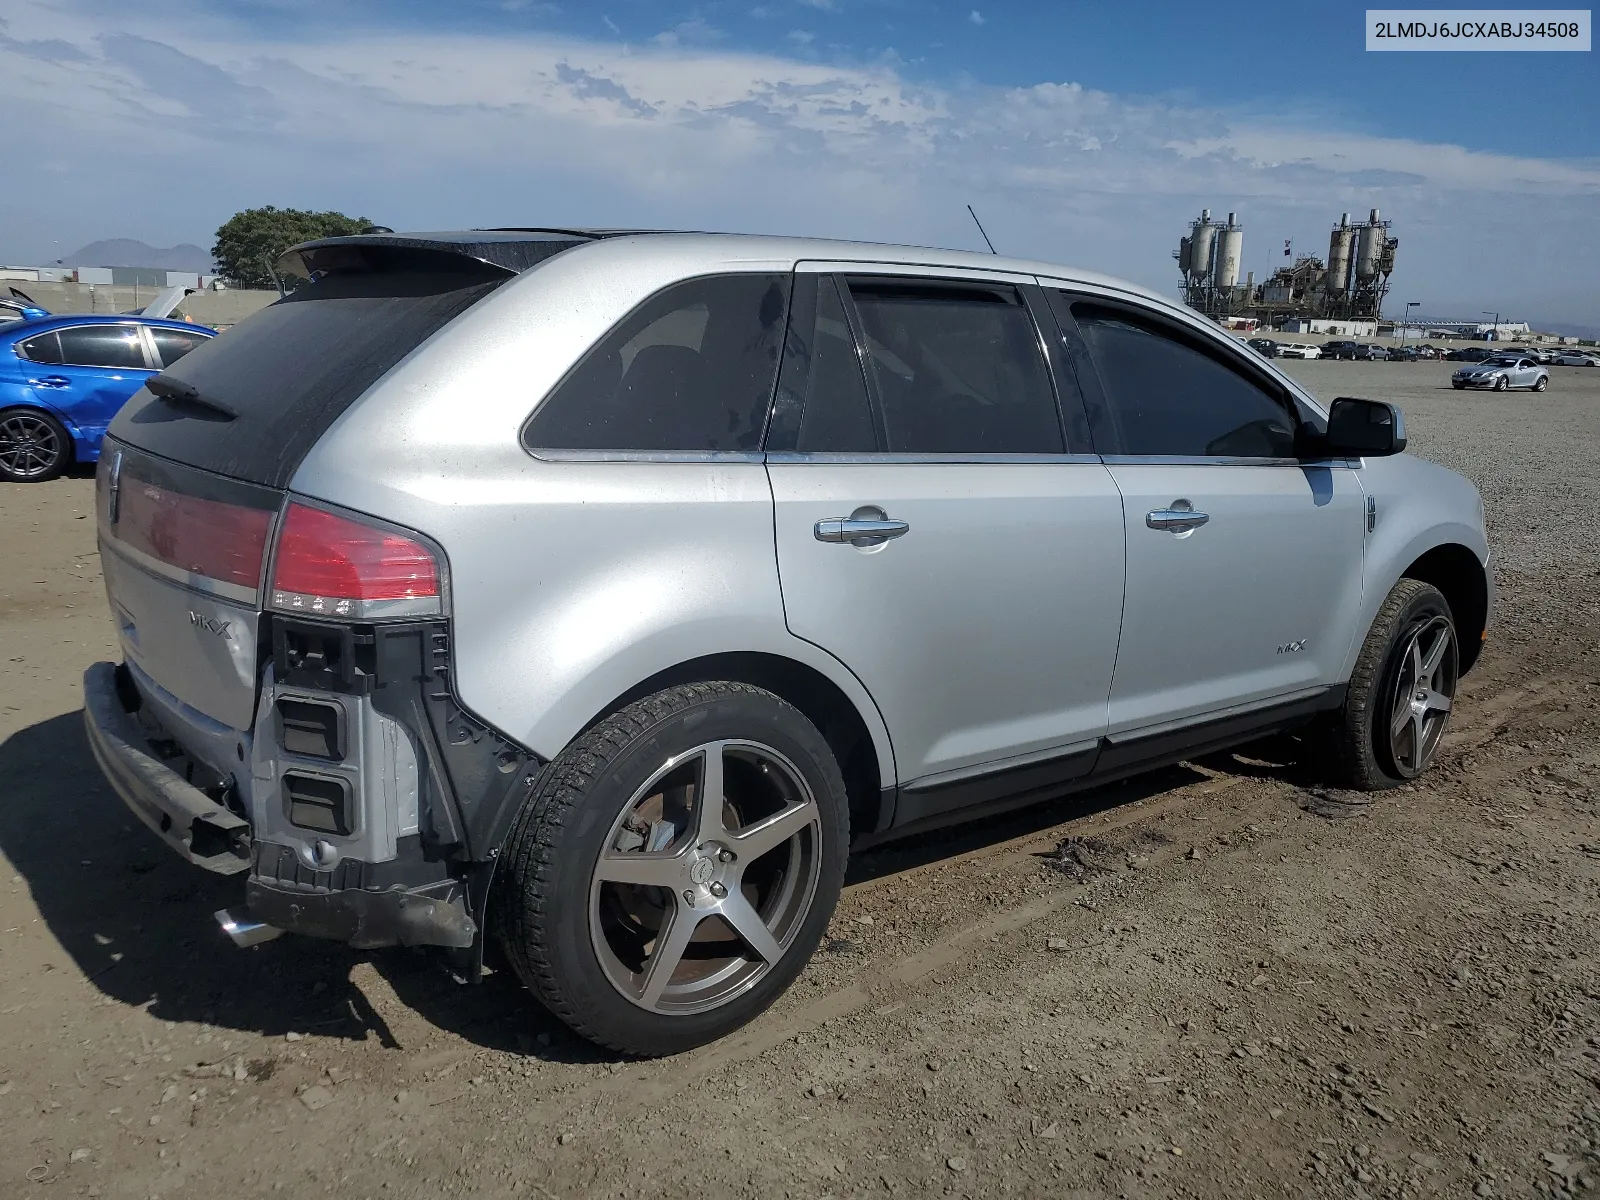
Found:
[56,325,149,370]
[1069,302,1297,458]
[149,326,212,367]
[523,274,790,453]
[843,278,1062,454]
[766,274,878,453]
[18,331,62,364]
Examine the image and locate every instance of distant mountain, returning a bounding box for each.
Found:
[63,239,214,272]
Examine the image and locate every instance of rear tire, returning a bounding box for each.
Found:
[495,681,849,1056]
[1324,579,1459,791]
[0,407,71,483]
[1533,376,1548,392]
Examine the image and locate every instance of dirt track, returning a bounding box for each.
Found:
[2,361,1598,1199]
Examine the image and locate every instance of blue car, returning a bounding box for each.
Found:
[0,311,215,482]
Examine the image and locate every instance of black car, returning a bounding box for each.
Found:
[1448,346,1493,362]
[1246,337,1280,358]
[1324,340,1360,360]
[1391,346,1421,361]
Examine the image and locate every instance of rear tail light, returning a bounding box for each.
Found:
[113,469,272,592]
[270,502,441,619]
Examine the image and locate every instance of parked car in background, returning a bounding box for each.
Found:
[81,227,1490,1056]
[1276,342,1322,359]
[1448,347,1493,362]
[1416,345,1441,359]
[1549,350,1599,367]
[1452,354,1549,392]
[0,314,216,481]
[1352,344,1390,361]
[1390,346,1421,362]
[1247,337,1280,358]
[1323,340,1359,360]
[0,292,52,324]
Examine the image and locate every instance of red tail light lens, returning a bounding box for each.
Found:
[270,502,440,619]
[114,472,272,591]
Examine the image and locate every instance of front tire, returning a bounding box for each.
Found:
[1494,375,1509,391]
[1325,579,1460,791]
[0,408,71,483]
[495,682,849,1056]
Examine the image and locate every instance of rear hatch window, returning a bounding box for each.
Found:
[106,268,507,488]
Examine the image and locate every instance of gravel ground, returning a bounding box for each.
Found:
[1,360,1598,1199]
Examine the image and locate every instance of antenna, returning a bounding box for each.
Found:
[966,205,998,255]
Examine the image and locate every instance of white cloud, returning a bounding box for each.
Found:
[969,10,985,26]
[602,14,619,35]
[787,29,815,46]
[0,0,1594,321]
[797,0,836,10]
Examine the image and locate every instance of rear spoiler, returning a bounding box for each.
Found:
[275,230,606,286]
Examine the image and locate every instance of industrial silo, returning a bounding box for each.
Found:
[1178,235,1192,276]
[1189,210,1216,283]
[1326,214,1354,296]
[1355,208,1386,283]
[1213,212,1243,289]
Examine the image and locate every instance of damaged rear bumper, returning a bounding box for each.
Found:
[83,661,253,874]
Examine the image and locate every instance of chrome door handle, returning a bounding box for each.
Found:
[815,516,910,545]
[1146,508,1210,532]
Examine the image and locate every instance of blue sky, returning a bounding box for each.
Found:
[2,0,1597,324]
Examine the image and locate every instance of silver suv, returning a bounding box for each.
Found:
[83,230,1491,1055]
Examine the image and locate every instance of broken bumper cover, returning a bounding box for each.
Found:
[82,661,252,875]
[244,877,476,950]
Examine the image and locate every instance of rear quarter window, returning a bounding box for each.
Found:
[522,273,790,454]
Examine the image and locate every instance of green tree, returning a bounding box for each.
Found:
[211,207,380,289]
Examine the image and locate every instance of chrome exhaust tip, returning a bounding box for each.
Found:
[215,907,284,948]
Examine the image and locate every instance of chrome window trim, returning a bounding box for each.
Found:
[1099,454,1360,469]
[50,322,157,372]
[100,536,260,606]
[524,449,767,464]
[764,451,1105,466]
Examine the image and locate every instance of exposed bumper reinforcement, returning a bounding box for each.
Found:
[82,662,252,875]
[244,878,477,950]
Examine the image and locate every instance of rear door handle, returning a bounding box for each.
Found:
[815,516,910,545]
[32,376,70,388]
[1146,507,1210,532]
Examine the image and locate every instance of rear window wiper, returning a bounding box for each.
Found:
[146,375,238,420]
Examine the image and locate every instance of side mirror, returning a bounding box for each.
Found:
[1322,397,1407,457]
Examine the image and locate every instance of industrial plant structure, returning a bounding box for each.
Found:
[1176,208,1397,326]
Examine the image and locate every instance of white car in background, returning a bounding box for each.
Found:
[1548,350,1599,367]
[1276,343,1323,360]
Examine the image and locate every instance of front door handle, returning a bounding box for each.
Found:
[815,512,910,546]
[1146,503,1210,533]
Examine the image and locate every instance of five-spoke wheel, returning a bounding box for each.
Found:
[496,681,848,1056]
[1384,614,1457,778]
[589,739,823,1014]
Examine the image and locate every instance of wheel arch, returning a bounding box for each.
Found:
[0,401,78,470]
[581,651,894,839]
[1400,543,1490,674]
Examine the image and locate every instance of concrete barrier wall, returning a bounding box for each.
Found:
[8,282,278,328]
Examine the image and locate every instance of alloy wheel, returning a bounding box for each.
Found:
[1386,615,1458,777]
[0,412,62,479]
[588,739,823,1015]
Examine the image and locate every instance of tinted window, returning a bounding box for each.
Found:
[108,268,506,489]
[56,325,148,370]
[150,327,211,367]
[767,275,877,453]
[847,280,1062,454]
[525,274,790,453]
[18,331,62,364]
[1072,304,1296,458]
